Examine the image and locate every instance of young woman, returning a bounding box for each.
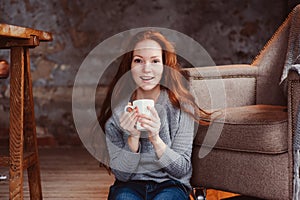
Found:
[99,30,210,200]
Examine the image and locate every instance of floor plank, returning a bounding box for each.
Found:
[0,147,115,199]
[0,147,247,200]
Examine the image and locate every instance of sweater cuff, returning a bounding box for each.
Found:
[111,142,141,173]
[124,140,141,154]
[156,146,179,168]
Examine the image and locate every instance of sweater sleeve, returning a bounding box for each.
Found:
[105,119,141,181]
[155,108,194,179]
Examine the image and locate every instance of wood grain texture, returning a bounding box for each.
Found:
[0,24,52,41]
[24,48,42,200]
[0,35,40,49]
[9,46,25,199]
[0,147,243,199]
[0,147,115,199]
[0,23,52,200]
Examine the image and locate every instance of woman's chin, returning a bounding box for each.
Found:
[139,86,155,91]
[138,84,159,92]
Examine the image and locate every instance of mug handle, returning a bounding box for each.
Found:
[124,104,135,112]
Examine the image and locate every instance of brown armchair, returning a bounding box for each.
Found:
[184,5,300,200]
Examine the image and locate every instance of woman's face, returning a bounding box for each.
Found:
[131,39,164,91]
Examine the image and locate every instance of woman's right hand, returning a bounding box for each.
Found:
[119,105,141,152]
[119,106,141,138]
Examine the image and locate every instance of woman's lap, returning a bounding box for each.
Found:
[108,180,144,200]
[152,186,189,200]
[108,186,144,200]
[108,179,190,200]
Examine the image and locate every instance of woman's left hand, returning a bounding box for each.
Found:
[139,106,166,158]
[138,106,161,140]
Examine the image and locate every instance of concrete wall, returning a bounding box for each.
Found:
[0,0,298,145]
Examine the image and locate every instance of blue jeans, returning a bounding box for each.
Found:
[108,179,190,200]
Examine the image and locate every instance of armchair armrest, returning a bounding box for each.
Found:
[182,64,258,79]
[287,70,300,198]
[181,64,258,109]
[288,70,300,147]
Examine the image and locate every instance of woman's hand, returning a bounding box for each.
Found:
[138,106,161,138]
[139,106,165,158]
[119,104,141,152]
[119,106,141,137]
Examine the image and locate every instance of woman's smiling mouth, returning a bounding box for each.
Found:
[140,76,155,81]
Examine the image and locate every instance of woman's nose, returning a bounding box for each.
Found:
[142,62,152,72]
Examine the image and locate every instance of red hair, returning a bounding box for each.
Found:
[99,30,210,129]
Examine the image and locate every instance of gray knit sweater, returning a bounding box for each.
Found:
[105,89,194,189]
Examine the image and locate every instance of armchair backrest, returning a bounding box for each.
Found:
[252,8,293,106]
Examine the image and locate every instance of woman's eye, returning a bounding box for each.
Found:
[153,59,161,64]
[133,58,143,63]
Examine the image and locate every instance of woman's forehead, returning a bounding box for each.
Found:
[133,39,162,51]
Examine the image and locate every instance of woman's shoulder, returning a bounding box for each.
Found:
[158,89,188,111]
[156,89,181,117]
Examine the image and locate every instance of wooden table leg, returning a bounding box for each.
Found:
[9,47,42,200]
[24,48,42,200]
[9,47,25,199]
[0,23,51,200]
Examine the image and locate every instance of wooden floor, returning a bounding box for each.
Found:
[0,147,115,199]
[0,147,245,200]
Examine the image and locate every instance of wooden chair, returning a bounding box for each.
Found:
[0,24,52,199]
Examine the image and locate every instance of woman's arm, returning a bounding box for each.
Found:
[139,104,194,179]
[105,121,141,181]
[155,109,194,179]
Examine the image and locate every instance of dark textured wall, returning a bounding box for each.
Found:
[0,0,297,145]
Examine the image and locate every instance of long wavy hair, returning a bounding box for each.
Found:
[98,30,210,130]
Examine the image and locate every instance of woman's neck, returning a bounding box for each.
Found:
[136,85,161,102]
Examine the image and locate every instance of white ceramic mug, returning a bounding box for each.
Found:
[124,99,154,131]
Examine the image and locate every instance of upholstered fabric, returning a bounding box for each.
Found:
[184,64,258,78]
[187,5,300,200]
[251,11,289,106]
[191,147,289,200]
[295,105,300,150]
[183,65,258,110]
[191,77,256,110]
[289,71,300,150]
[281,5,300,83]
[288,70,300,200]
[194,105,288,154]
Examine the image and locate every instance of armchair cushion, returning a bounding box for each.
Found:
[194,105,288,154]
